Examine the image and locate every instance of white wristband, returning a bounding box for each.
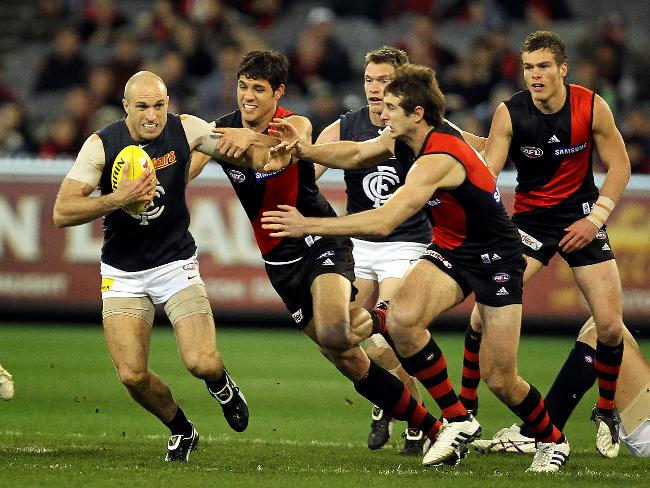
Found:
[587,195,615,228]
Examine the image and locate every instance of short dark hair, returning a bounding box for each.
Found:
[521,30,567,66]
[237,50,289,91]
[385,64,445,127]
[365,46,409,70]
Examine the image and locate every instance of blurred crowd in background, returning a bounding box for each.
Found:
[0,0,649,174]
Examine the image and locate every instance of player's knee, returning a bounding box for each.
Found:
[385,306,415,343]
[184,351,222,379]
[481,368,516,402]
[595,317,624,345]
[117,368,149,390]
[317,322,355,350]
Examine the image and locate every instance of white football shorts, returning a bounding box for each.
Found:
[100,254,205,304]
[620,418,650,457]
[351,238,427,282]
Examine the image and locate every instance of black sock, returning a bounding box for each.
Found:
[354,361,441,440]
[459,325,482,411]
[164,407,193,436]
[595,339,624,413]
[520,341,596,437]
[205,370,227,396]
[511,384,562,443]
[398,338,468,422]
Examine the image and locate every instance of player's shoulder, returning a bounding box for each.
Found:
[215,110,242,128]
[340,105,369,123]
[180,113,213,131]
[503,89,528,108]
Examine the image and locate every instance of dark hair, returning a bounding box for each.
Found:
[237,50,289,91]
[385,64,445,127]
[521,30,567,66]
[365,46,409,70]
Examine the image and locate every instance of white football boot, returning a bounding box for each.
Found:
[471,424,536,454]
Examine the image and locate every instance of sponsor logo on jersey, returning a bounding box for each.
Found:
[491,253,501,261]
[496,287,509,296]
[492,272,510,283]
[582,202,592,214]
[427,198,443,207]
[518,229,542,250]
[362,165,401,208]
[595,230,607,240]
[255,168,285,181]
[554,142,587,156]
[322,258,335,266]
[227,169,245,183]
[101,277,114,292]
[521,146,543,158]
[182,263,197,271]
[151,151,177,170]
[493,188,502,203]
[318,251,335,259]
[602,243,611,251]
[422,249,452,269]
[291,309,303,323]
[548,134,560,143]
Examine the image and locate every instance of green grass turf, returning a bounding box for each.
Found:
[0,324,648,487]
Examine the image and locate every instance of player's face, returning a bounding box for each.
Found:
[123,80,169,142]
[522,48,567,104]
[380,92,412,139]
[364,62,396,118]
[237,76,283,128]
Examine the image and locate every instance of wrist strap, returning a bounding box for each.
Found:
[587,195,615,229]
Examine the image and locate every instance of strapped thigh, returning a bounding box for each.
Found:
[621,381,650,435]
[366,333,390,349]
[164,284,213,326]
[102,296,155,326]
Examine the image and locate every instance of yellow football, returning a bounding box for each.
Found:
[111,145,155,215]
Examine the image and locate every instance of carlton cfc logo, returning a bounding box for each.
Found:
[521,146,543,158]
[362,164,400,208]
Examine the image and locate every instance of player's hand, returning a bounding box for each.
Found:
[116,162,156,207]
[261,205,308,238]
[559,218,599,253]
[212,127,258,159]
[268,118,303,148]
[263,143,294,172]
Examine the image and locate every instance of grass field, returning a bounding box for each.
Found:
[1,323,648,487]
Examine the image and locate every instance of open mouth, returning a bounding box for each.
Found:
[531,83,544,92]
[242,103,257,112]
[368,97,383,103]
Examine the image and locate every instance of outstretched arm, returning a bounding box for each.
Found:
[184,114,289,175]
[268,117,394,171]
[261,153,464,238]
